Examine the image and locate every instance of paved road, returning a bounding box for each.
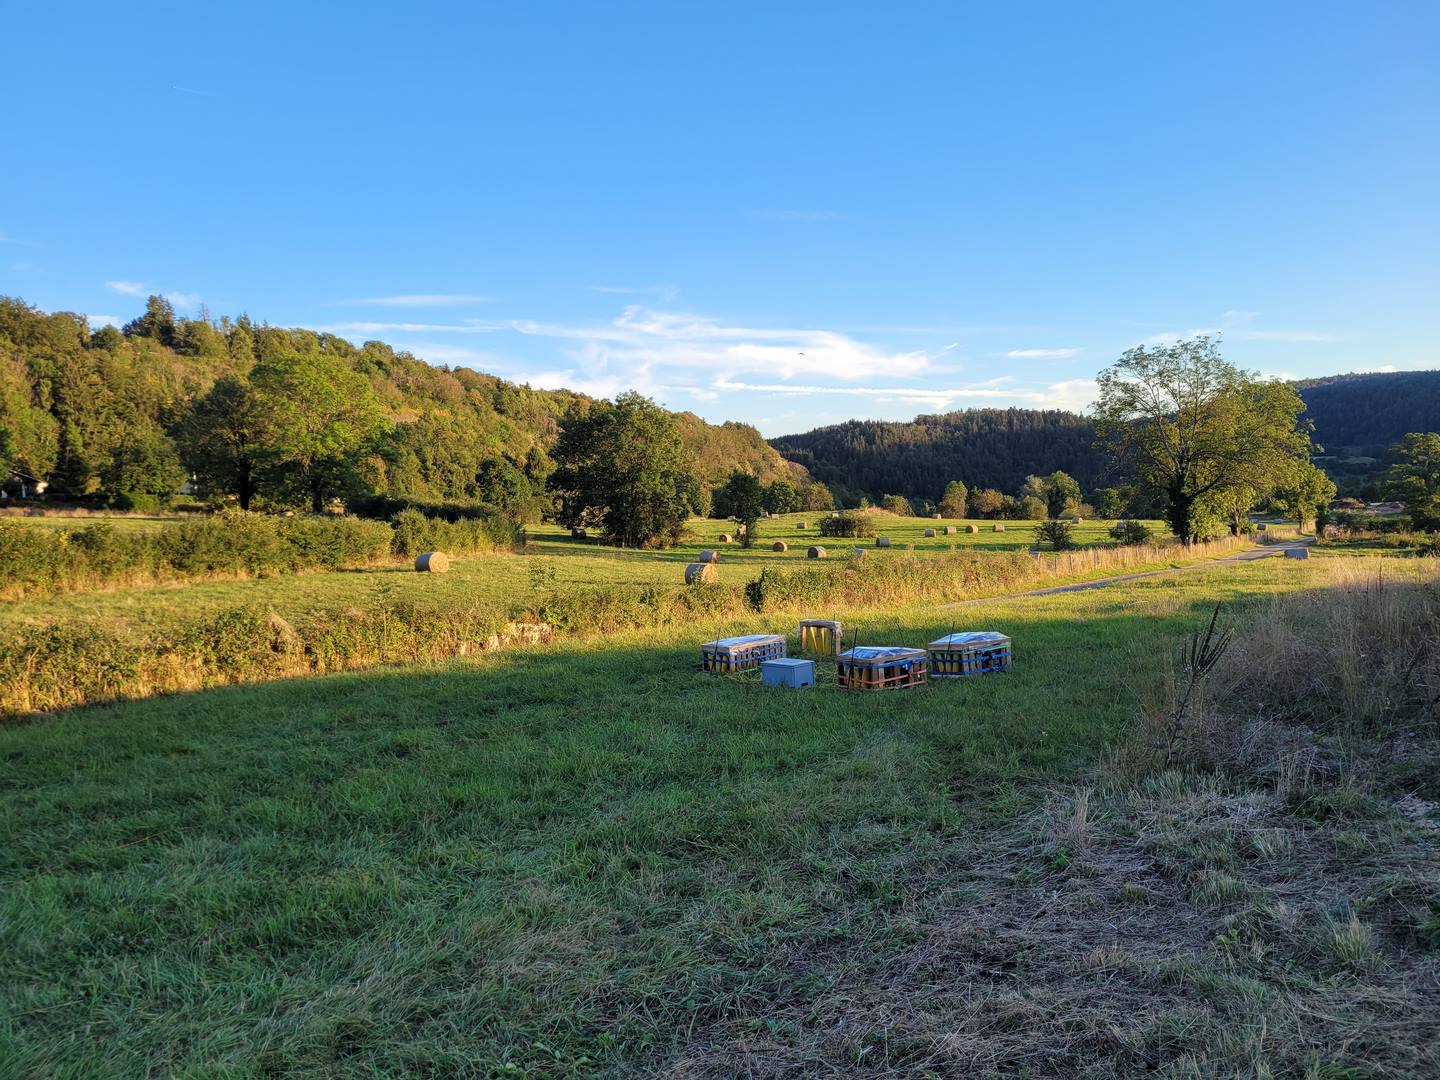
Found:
[938,537,1314,608]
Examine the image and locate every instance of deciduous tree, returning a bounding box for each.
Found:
[249,353,389,512]
[548,392,702,548]
[1387,432,1440,532]
[1094,337,1312,543]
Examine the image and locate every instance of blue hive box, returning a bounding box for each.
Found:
[761,658,815,688]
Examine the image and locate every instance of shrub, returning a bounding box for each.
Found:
[818,511,875,539]
[1035,519,1077,551]
[1110,520,1154,546]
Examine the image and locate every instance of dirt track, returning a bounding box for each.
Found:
[938,537,1314,608]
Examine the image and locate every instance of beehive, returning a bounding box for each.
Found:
[837,646,928,690]
[701,633,786,672]
[928,631,1013,677]
[798,618,842,656]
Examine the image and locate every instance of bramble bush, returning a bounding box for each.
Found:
[1035,519,1077,551]
[818,511,875,539]
[1109,520,1154,546]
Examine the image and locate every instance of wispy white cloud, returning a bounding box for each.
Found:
[713,377,1099,412]
[1006,347,1081,359]
[164,291,201,310]
[1142,319,1332,347]
[328,293,495,307]
[1221,309,1260,324]
[589,284,680,302]
[314,319,505,335]
[106,280,147,296]
[511,306,934,382]
[85,314,123,329]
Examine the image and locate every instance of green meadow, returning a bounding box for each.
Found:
[0,513,1174,636]
[4,538,1435,1076]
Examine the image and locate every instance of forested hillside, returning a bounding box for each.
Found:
[0,296,810,513]
[773,370,1440,504]
[770,409,1104,505]
[1297,371,1440,448]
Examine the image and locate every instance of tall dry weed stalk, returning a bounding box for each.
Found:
[1157,604,1233,766]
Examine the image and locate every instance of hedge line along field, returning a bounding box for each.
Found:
[3,554,1435,1077]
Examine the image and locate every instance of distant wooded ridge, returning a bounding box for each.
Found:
[770,369,1440,504]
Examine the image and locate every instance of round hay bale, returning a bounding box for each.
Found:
[932,513,942,519]
[966,524,980,534]
[719,533,733,543]
[852,546,867,557]
[1256,522,1267,531]
[1071,516,1083,524]
[797,521,807,529]
[570,526,588,539]
[807,545,827,559]
[944,525,957,535]
[876,536,891,548]
[923,528,936,537]
[415,551,450,573]
[1284,546,1309,560]
[737,524,747,536]
[772,540,789,552]
[992,524,1005,532]
[697,549,720,563]
[685,562,718,584]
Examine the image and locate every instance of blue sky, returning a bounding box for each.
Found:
[3,1,1436,435]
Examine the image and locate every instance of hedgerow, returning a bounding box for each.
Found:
[0,509,524,599]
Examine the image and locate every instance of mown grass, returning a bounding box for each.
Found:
[5,554,1412,1077]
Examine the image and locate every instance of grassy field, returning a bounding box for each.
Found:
[4,547,1435,1076]
[0,513,1182,637]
